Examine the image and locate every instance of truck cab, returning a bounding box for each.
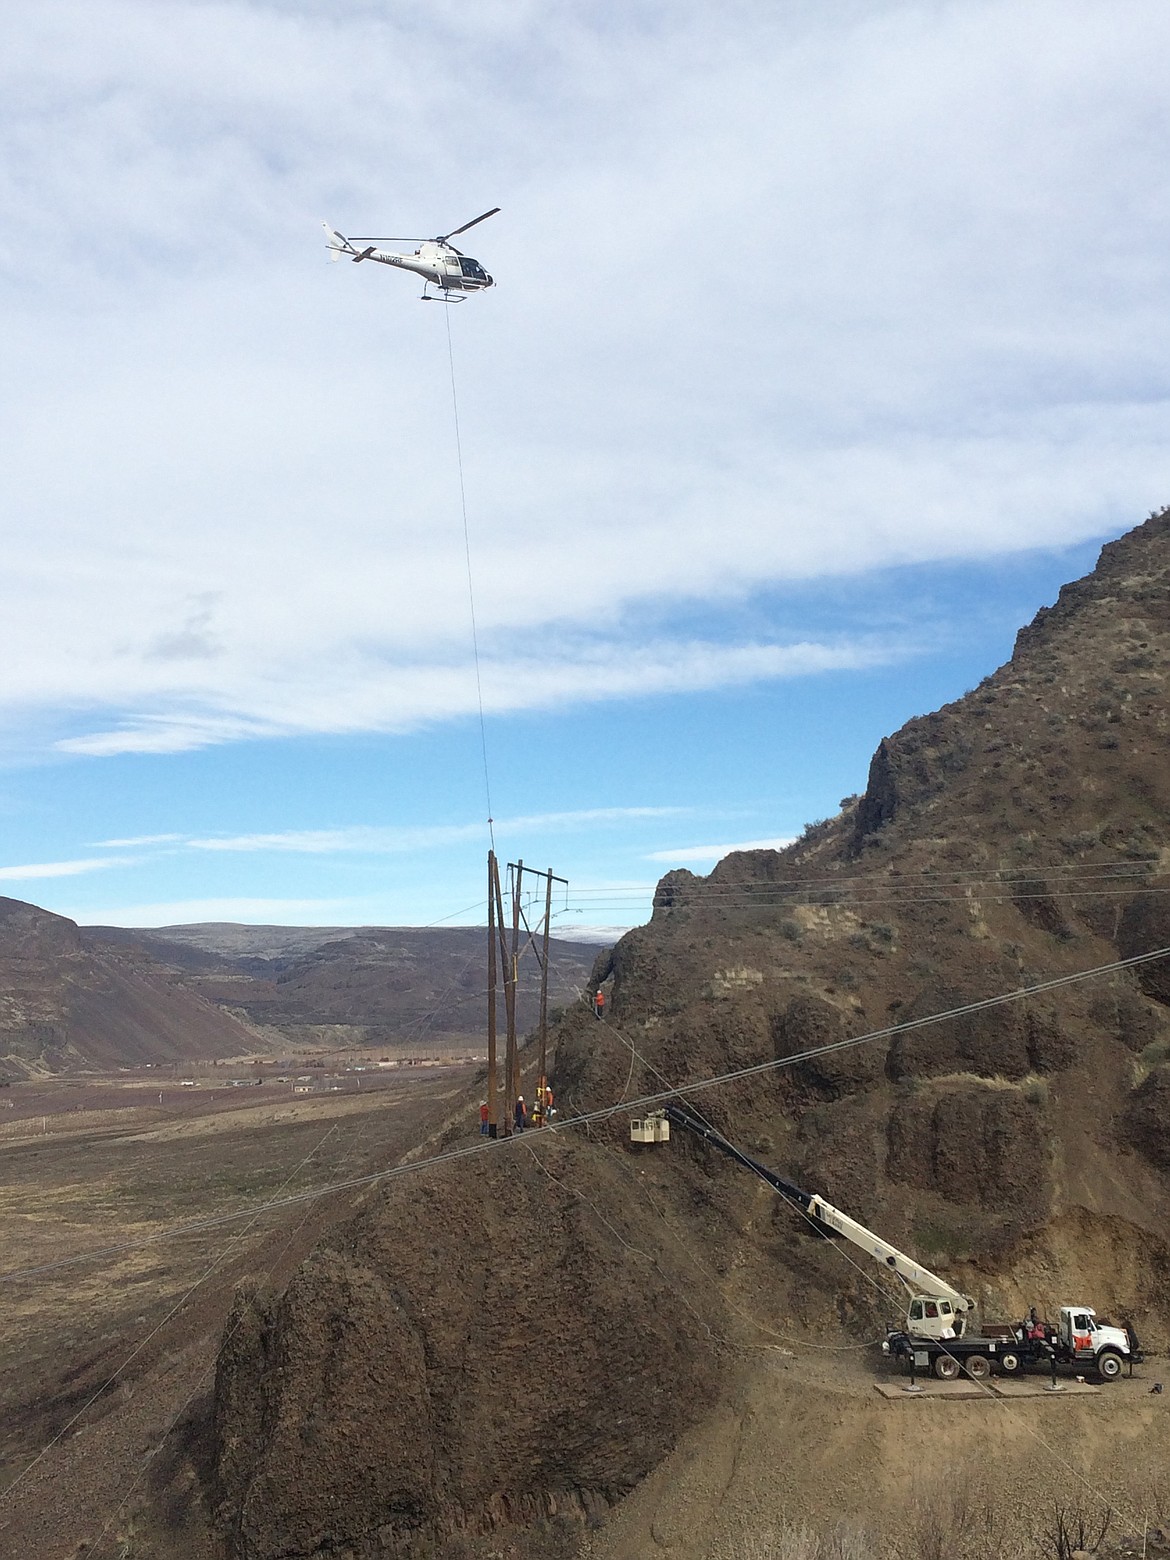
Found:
[1056,1306,1136,1379]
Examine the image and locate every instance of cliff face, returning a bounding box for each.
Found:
[0,897,257,1073]
[207,509,1170,1559]
[600,507,1170,1314]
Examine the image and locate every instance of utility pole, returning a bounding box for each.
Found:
[492,856,514,1135]
[486,850,498,1139]
[484,856,567,1134]
[509,858,523,1122]
[538,866,553,1116]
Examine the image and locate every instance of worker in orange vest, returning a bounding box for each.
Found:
[594,989,606,1020]
[479,1100,489,1136]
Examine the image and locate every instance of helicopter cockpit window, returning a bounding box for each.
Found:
[459,258,485,278]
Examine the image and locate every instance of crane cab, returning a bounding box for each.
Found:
[906,1294,967,1340]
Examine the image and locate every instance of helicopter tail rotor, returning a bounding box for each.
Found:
[322,222,353,261]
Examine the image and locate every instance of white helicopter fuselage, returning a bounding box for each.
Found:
[325,227,493,294]
[375,241,493,292]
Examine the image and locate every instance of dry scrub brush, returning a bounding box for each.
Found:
[890,1472,1035,1560]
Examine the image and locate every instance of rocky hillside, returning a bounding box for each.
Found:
[579,509,1170,1338]
[200,509,1170,1560]
[0,898,258,1074]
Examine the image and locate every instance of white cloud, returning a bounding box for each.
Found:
[91,833,185,848]
[186,805,688,853]
[51,638,892,756]
[187,824,481,855]
[0,856,134,881]
[3,1,1169,755]
[645,838,797,863]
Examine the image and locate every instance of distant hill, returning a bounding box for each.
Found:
[95,922,380,963]
[0,898,258,1076]
[0,902,608,1076]
[81,922,607,1060]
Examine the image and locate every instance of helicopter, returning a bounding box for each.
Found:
[322,208,498,301]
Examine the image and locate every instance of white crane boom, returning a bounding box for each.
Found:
[804,1193,974,1313]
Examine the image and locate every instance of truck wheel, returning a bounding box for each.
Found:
[933,1355,961,1380]
[1097,1350,1123,1381]
[965,1355,991,1380]
[998,1351,1021,1374]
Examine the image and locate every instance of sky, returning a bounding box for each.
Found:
[1,0,1168,936]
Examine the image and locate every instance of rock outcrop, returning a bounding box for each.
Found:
[212,1145,718,1560]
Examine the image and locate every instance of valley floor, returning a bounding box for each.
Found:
[0,1064,474,1556]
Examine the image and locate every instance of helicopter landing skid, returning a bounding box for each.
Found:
[420,285,464,304]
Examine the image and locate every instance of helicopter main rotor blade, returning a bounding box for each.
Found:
[349,236,426,244]
[437,207,500,242]
[352,247,376,263]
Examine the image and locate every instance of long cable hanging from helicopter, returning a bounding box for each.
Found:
[323,206,501,851]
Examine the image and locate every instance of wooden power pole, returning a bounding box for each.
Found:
[485,856,567,1134]
[509,858,523,1118]
[486,850,498,1138]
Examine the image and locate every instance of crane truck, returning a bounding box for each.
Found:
[630,1103,1143,1382]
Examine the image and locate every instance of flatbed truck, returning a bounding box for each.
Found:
[634,1103,1143,1382]
[883,1304,1143,1381]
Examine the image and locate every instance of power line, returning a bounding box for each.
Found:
[544,959,1154,1539]
[557,853,1161,894]
[86,1088,390,1557]
[5,941,1167,1288]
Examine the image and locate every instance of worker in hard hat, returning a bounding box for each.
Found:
[479,1100,489,1136]
[514,1094,527,1133]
